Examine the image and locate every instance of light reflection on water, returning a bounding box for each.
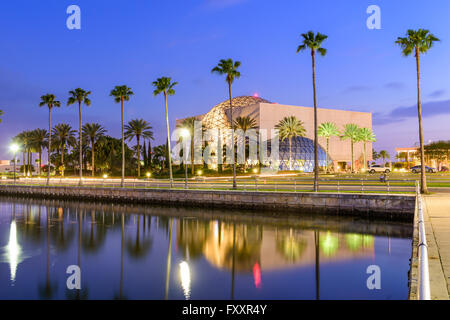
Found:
[0,197,413,300]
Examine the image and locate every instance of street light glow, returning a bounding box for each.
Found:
[10,144,19,153]
[180,128,190,138]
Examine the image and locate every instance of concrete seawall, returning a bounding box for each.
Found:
[0,185,415,221]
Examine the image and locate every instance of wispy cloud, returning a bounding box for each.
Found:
[429,89,445,98]
[373,99,450,125]
[341,85,371,94]
[384,82,404,90]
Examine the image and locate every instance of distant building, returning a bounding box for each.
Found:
[177,96,373,172]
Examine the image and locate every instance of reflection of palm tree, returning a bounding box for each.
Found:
[126,215,152,259]
[276,228,307,262]
[177,219,208,260]
[81,210,107,253]
[231,223,236,300]
[38,207,57,299]
[315,231,320,301]
[164,218,174,300]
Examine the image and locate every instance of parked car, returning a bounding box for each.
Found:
[411,165,437,173]
[368,165,391,174]
[440,166,449,172]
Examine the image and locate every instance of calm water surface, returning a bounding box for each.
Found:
[0,197,413,300]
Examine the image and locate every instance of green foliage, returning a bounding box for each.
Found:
[152,77,177,96]
[395,29,440,57]
[275,116,306,142]
[297,31,328,56]
[211,59,241,85]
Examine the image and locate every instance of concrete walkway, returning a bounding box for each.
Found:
[423,194,450,299]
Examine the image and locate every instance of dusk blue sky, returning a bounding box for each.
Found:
[1,0,449,160]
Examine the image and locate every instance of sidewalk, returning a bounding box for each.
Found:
[423,194,450,299]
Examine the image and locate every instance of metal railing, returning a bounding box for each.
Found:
[0,176,421,194]
[416,181,431,300]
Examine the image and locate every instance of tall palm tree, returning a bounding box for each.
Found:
[233,116,258,171]
[39,94,61,184]
[68,88,92,184]
[378,150,390,167]
[176,117,197,175]
[152,77,177,188]
[124,119,154,177]
[82,123,106,177]
[30,129,48,176]
[52,123,76,177]
[396,29,440,193]
[297,31,328,191]
[275,116,306,170]
[0,110,4,123]
[110,85,134,187]
[358,128,377,172]
[341,124,361,173]
[211,58,241,189]
[318,122,340,173]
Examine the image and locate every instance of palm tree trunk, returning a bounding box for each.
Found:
[289,137,292,170]
[164,92,174,188]
[47,108,51,185]
[149,140,152,170]
[326,138,329,173]
[351,140,354,173]
[228,81,237,189]
[39,151,42,176]
[416,48,428,193]
[22,152,25,176]
[363,141,367,172]
[61,144,65,177]
[312,49,319,192]
[191,137,194,175]
[91,139,95,177]
[137,135,141,177]
[121,98,125,187]
[79,102,83,184]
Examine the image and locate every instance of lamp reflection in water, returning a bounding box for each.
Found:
[179,261,191,300]
[7,220,22,283]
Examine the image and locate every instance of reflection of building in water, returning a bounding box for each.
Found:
[177,220,375,273]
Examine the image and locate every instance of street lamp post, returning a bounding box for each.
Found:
[10,144,19,185]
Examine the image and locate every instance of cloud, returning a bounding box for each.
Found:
[373,99,450,125]
[341,85,371,94]
[429,89,445,98]
[384,82,404,90]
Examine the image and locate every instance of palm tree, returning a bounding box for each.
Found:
[39,94,61,184]
[176,117,197,175]
[30,129,48,176]
[275,116,306,170]
[378,150,390,167]
[82,123,106,177]
[341,124,361,173]
[297,31,328,191]
[358,128,377,172]
[318,122,340,173]
[234,116,258,171]
[396,29,440,193]
[124,119,154,177]
[52,123,76,177]
[152,77,177,188]
[0,110,3,123]
[67,88,92,184]
[110,85,134,187]
[211,59,241,189]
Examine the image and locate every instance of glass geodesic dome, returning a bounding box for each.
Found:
[275,137,329,172]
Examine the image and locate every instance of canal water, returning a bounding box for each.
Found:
[0,197,413,300]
